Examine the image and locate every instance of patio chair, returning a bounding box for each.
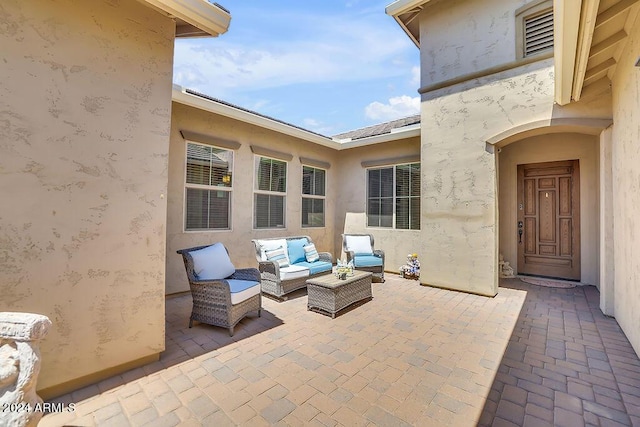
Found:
[177,243,261,336]
[342,233,385,282]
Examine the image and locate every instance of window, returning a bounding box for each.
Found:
[184,142,233,230]
[254,156,287,228]
[367,163,420,230]
[302,166,326,227]
[516,0,553,60]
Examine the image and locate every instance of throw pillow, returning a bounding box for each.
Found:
[345,235,373,255]
[303,243,320,263]
[287,238,308,264]
[257,239,288,261]
[265,247,290,268]
[190,243,236,280]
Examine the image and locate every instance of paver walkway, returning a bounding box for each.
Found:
[41,276,640,426]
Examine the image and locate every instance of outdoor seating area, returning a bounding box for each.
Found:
[40,277,640,426]
[251,236,333,300]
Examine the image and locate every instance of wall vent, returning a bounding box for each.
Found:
[524,10,554,57]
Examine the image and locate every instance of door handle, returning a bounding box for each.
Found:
[518,221,523,244]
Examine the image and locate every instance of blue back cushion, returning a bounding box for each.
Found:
[190,243,236,280]
[287,238,308,264]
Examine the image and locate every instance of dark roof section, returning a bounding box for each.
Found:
[211,2,230,14]
[332,114,421,140]
[184,89,330,139]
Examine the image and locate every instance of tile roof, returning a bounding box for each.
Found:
[332,114,421,140]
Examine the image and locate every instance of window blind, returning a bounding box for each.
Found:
[302,198,325,227]
[185,142,233,230]
[367,164,420,229]
[254,156,287,229]
[302,166,326,196]
[255,194,285,228]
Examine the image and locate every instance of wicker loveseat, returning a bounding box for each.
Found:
[342,233,385,282]
[177,243,261,336]
[251,236,333,300]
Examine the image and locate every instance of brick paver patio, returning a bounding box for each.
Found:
[41,276,640,426]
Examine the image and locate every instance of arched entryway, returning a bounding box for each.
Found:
[488,119,610,285]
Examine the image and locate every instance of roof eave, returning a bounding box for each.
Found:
[386,0,430,47]
[554,0,582,105]
[386,0,430,16]
[172,85,335,148]
[141,0,231,37]
[172,85,421,150]
[332,124,421,149]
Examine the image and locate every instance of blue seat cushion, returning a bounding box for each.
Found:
[353,255,383,268]
[287,238,309,264]
[226,279,261,305]
[293,260,332,275]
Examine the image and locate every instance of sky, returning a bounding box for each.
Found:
[173,1,420,136]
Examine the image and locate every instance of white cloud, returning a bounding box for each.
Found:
[303,118,320,127]
[302,118,336,135]
[364,95,420,121]
[173,9,414,97]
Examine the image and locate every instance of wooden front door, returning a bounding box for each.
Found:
[517,160,580,280]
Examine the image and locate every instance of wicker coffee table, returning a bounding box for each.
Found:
[306,271,373,318]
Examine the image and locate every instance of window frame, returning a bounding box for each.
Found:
[301,165,326,228]
[366,162,420,230]
[183,140,234,232]
[253,155,288,230]
[515,0,554,61]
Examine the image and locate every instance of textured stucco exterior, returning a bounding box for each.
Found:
[167,103,341,295]
[166,102,422,294]
[498,133,600,285]
[0,0,173,394]
[333,138,422,273]
[420,59,557,296]
[599,127,614,317]
[418,0,535,87]
[397,0,639,358]
[415,0,614,297]
[610,20,640,356]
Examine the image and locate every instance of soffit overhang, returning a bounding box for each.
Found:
[556,0,640,105]
[140,0,231,38]
[386,0,432,47]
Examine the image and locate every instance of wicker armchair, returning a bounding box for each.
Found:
[342,234,385,282]
[177,244,261,336]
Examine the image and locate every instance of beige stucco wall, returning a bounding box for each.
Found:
[498,133,600,285]
[334,138,422,273]
[420,59,559,296]
[610,19,640,355]
[418,0,535,87]
[166,103,341,294]
[599,127,614,316]
[0,0,173,394]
